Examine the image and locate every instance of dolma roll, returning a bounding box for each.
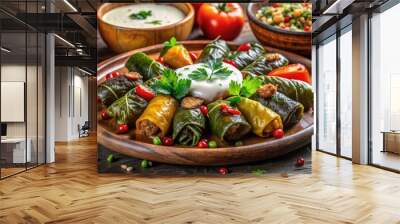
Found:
[136,95,178,137]
[97,75,138,106]
[107,89,148,127]
[207,100,251,141]
[251,91,304,129]
[172,108,206,146]
[259,76,313,110]
[228,43,265,70]
[196,38,230,63]
[242,53,289,77]
[160,37,193,69]
[232,97,283,137]
[125,52,166,81]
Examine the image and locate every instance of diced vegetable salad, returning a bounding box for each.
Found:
[256,3,312,32]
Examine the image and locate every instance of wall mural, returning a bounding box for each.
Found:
[96,2,313,176]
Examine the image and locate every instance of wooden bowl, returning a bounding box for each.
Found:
[97,41,313,166]
[97,3,194,53]
[247,3,312,57]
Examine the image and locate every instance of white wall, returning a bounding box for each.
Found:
[54,67,89,141]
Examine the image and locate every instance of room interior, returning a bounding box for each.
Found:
[0,0,399,223]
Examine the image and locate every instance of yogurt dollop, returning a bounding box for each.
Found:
[176,63,243,103]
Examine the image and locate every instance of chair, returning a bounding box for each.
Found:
[78,121,90,138]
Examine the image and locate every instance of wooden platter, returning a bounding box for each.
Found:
[97,40,314,166]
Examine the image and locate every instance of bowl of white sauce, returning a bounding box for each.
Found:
[98,3,194,53]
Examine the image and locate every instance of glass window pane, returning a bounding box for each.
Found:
[371,3,400,171]
[318,37,337,154]
[340,29,352,158]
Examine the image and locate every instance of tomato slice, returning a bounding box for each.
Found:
[268,64,311,84]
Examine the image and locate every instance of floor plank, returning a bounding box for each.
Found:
[0,135,399,224]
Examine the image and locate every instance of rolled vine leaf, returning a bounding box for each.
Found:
[228,43,266,69]
[125,52,166,81]
[196,38,230,63]
[241,53,289,77]
[172,108,206,146]
[97,75,139,107]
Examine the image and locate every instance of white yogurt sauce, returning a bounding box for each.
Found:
[102,4,185,28]
[176,63,243,103]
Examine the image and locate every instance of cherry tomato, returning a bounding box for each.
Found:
[116,124,129,134]
[156,57,164,64]
[296,157,305,166]
[135,84,155,101]
[218,167,228,175]
[162,137,174,146]
[223,59,237,68]
[200,105,208,116]
[272,128,284,139]
[304,25,311,32]
[197,3,244,41]
[105,71,120,80]
[268,64,311,84]
[197,139,208,148]
[237,43,251,52]
[101,109,110,120]
[284,16,290,23]
[227,108,241,115]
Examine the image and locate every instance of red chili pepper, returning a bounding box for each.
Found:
[105,71,120,80]
[227,108,241,115]
[135,84,155,101]
[296,157,305,167]
[189,52,198,61]
[162,136,174,146]
[101,109,110,120]
[272,128,284,139]
[220,104,229,113]
[223,59,237,68]
[237,43,251,52]
[218,167,228,175]
[197,139,208,148]
[268,64,311,84]
[116,124,129,134]
[156,57,164,64]
[200,105,208,116]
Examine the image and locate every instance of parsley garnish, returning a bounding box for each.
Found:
[189,59,232,81]
[252,169,267,176]
[160,37,177,57]
[228,77,262,98]
[129,10,152,20]
[151,69,191,100]
[145,20,162,25]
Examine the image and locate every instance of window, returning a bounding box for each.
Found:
[339,27,352,158]
[317,36,337,154]
[370,3,400,171]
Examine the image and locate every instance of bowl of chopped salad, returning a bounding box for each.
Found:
[247,3,312,57]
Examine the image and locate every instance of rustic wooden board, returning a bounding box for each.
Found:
[97,41,314,166]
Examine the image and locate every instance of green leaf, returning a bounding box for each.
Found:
[160,37,178,56]
[189,67,208,81]
[227,95,241,104]
[252,169,267,176]
[228,81,241,96]
[241,77,262,98]
[129,10,152,20]
[152,69,191,100]
[145,20,162,25]
[210,66,232,80]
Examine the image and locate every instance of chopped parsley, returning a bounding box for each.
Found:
[151,69,191,100]
[129,10,152,20]
[145,20,162,25]
[160,37,178,56]
[189,59,232,81]
[228,76,262,98]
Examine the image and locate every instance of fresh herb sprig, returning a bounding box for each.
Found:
[129,10,152,20]
[228,76,262,98]
[145,20,162,25]
[189,59,233,81]
[160,37,177,57]
[151,69,191,100]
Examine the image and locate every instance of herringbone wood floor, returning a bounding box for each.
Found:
[0,135,399,224]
